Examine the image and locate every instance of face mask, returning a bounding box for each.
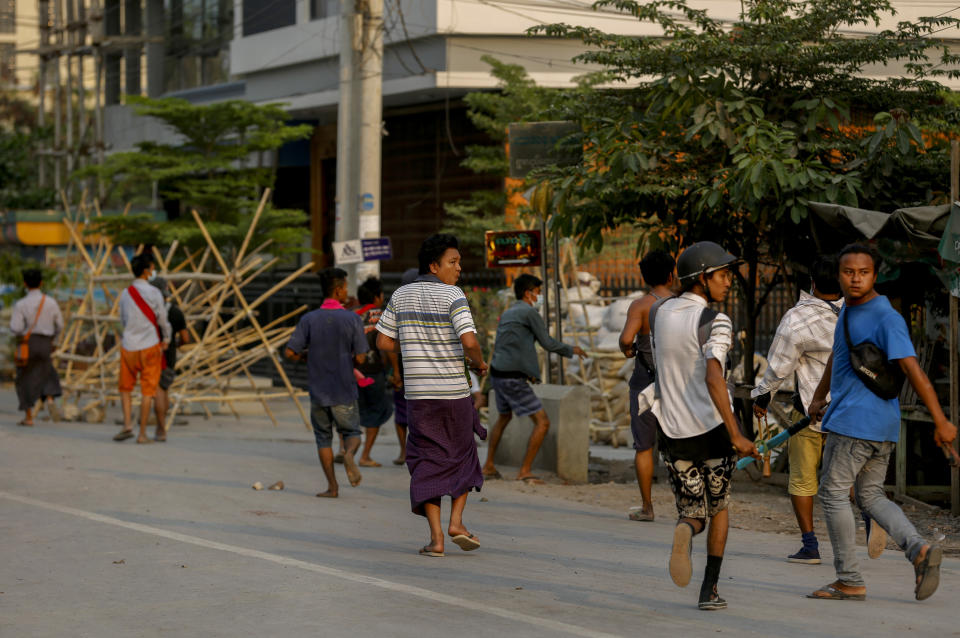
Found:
[148,271,157,282]
[532,296,543,310]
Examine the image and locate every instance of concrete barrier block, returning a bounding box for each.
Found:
[488,383,590,483]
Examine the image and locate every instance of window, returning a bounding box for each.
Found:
[310,0,337,20]
[0,43,15,83]
[165,0,233,91]
[242,0,295,36]
[0,0,14,34]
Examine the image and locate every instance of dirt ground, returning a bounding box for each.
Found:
[490,459,960,556]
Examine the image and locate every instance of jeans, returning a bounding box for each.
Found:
[310,402,361,448]
[820,433,926,587]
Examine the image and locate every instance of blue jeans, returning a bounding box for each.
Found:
[820,433,926,587]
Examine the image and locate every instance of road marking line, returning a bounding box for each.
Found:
[1,490,623,638]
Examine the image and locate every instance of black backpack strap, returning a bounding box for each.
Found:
[697,307,719,349]
[648,295,677,399]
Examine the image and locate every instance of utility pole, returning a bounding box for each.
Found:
[334,0,360,281]
[335,0,383,285]
[355,0,383,282]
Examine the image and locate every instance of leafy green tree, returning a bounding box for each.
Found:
[534,0,960,382]
[78,96,313,252]
[443,56,578,246]
[0,92,57,210]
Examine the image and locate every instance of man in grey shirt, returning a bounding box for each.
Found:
[482,274,584,482]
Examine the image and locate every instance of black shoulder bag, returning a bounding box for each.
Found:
[842,308,905,400]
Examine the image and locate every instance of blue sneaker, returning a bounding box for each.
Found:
[787,546,821,564]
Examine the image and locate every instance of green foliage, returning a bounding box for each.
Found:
[0,93,57,210]
[443,57,588,246]
[531,0,960,381]
[0,249,64,307]
[534,0,959,256]
[77,96,314,252]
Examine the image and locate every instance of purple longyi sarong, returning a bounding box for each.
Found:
[406,396,487,515]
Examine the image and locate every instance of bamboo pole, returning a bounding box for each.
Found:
[190,209,312,431]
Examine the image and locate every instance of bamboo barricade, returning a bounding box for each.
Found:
[53,193,312,430]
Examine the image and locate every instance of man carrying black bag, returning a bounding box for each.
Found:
[807,243,957,602]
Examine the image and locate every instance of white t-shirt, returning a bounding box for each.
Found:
[651,292,733,439]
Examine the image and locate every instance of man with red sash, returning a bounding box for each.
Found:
[114,254,171,443]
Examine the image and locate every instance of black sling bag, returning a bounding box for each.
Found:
[842,307,905,400]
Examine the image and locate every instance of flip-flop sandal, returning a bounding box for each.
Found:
[807,584,866,601]
[669,522,694,587]
[333,453,345,464]
[136,438,155,445]
[392,458,405,465]
[154,435,167,442]
[17,420,34,427]
[113,430,134,441]
[358,459,382,467]
[482,469,503,480]
[914,545,942,600]
[451,534,480,551]
[518,476,544,485]
[419,546,444,557]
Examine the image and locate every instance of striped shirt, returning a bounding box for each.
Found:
[751,292,841,431]
[376,274,476,400]
[651,292,734,439]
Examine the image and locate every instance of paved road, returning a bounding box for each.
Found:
[1,392,956,637]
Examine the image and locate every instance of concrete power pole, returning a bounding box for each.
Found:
[335,0,383,286]
[356,0,383,282]
[335,0,360,282]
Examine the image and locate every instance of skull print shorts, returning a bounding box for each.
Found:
[663,454,736,520]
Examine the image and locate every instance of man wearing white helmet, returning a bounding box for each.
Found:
[649,241,759,611]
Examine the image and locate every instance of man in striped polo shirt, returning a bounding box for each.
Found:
[377,233,488,557]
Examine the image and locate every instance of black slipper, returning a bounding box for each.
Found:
[113,430,134,441]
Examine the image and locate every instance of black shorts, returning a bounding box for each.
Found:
[628,363,657,452]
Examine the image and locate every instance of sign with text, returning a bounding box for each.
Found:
[508,121,580,179]
[485,230,542,268]
[332,237,393,266]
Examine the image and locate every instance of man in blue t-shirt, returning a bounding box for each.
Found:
[285,267,368,498]
[807,244,956,603]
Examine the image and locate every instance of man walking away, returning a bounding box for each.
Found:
[355,276,393,467]
[807,243,956,602]
[618,250,676,521]
[151,277,189,440]
[482,274,585,483]
[377,234,488,557]
[388,267,420,465]
[11,268,63,426]
[115,255,171,444]
[651,241,758,611]
[751,256,842,564]
[285,267,368,497]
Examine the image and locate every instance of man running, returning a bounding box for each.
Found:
[285,267,367,497]
[482,274,585,483]
[751,256,842,564]
[650,241,758,611]
[807,243,956,602]
[376,234,487,557]
[618,250,676,521]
